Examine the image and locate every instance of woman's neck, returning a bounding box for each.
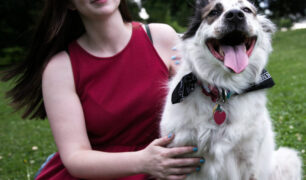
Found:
[78,10,132,57]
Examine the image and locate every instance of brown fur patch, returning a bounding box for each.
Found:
[202,2,224,25]
[202,2,215,18]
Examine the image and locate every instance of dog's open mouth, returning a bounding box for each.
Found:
[206,31,257,73]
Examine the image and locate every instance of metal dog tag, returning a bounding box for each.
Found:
[213,104,226,125]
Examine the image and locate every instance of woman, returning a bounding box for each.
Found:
[3,0,204,179]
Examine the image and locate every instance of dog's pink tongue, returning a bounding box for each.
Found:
[221,44,248,73]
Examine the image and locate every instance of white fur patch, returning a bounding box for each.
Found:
[160,0,302,179]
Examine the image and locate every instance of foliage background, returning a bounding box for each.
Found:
[0,0,305,179]
[1,0,306,66]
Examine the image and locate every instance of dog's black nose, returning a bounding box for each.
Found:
[225,10,245,24]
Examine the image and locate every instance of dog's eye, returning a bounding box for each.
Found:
[208,9,221,17]
[242,7,252,13]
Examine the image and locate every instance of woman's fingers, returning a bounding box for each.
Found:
[171,46,182,66]
[167,157,204,167]
[171,55,182,65]
[151,134,174,147]
[145,134,206,179]
[166,146,198,157]
[165,174,187,180]
[168,166,200,175]
[171,55,182,61]
[151,135,199,158]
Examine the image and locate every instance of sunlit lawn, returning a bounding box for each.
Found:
[266,29,306,179]
[0,29,305,179]
[0,81,56,179]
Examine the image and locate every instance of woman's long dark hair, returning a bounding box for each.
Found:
[2,0,132,119]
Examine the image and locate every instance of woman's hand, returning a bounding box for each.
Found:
[139,134,205,180]
[169,46,182,77]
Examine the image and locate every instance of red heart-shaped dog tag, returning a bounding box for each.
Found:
[214,110,226,125]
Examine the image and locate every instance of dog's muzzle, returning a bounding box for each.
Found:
[205,10,257,74]
[225,9,247,32]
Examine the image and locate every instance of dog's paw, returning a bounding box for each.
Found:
[249,174,257,180]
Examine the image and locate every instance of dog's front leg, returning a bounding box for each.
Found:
[237,128,271,180]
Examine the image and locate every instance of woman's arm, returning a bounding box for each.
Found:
[146,23,182,76]
[42,52,202,179]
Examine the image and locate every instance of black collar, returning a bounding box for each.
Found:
[171,69,275,104]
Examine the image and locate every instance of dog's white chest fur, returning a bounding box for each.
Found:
[161,81,274,180]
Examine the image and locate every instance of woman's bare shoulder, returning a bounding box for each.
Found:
[44,51,70,70]
[42,51,75,90]
[148,23,180,47]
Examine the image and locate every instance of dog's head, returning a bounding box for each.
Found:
[182,0,276,91]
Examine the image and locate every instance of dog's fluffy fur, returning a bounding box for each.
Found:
[160,0,302,179]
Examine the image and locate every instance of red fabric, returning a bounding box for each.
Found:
[36,22,169,180]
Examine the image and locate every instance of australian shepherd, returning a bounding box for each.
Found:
[160,0,302,179]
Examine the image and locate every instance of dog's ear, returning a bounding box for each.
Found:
[196,0,210,8]
[182,11,202,40]
[257,15,277,34]
[183,0,210,40]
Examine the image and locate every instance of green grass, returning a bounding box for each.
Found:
[266,29,306,179]
[0,81,56,179]
[0,29,305,179]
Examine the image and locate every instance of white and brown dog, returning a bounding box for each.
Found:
[160,0,302,179]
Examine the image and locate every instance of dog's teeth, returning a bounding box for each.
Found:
[219,48,224,56]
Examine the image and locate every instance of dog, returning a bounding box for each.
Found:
[160,0,302,179]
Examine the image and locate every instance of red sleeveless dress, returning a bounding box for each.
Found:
[35,22,169,180]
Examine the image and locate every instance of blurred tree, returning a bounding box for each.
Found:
[141,0,193,32]
[269,0,306,18]
[1,0,306,66]
[127,1,143,22]
[168,0,194,27]
[0,0,42,65]
[0,0,42,49]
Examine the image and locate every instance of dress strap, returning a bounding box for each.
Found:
[64,47,70,55]
[145,24,153,43]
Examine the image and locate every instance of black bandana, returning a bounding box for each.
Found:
[171,73,198,104]
[171,69,275,104]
